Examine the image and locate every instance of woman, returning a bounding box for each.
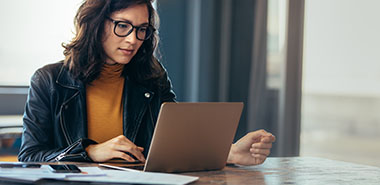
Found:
[18,0,275,166]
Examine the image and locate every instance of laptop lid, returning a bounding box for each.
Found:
[144,102,243,173]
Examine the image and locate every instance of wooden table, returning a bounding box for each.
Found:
[183,157,380,185]
[1,157,379,184]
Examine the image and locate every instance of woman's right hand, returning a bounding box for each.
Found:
[85,135,146,163]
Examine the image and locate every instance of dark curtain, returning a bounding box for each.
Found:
[157,0,304,157]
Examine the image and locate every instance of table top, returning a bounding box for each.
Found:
[1,157,379,185]
[183,157,380,185]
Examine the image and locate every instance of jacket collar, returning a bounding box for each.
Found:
[55,65,85,90]
[55,64,154,94]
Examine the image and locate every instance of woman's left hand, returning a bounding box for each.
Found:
[227,129,276,166]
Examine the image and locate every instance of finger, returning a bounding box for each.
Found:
[114,144,146,162]
[128,147,146,162]
[114,151,136,162]
[251,154,266,164]
[110,137,146,162]
[127,149,145,162]
[260,135,276,143]
[252,153,267,159]
[248,129,273,141]
[257,129,273,137]
[250,148,270,156]
[252,142,272,149]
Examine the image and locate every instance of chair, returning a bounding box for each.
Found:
[0,115,23,162]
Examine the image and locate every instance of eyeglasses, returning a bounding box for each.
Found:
[107,18,155,41]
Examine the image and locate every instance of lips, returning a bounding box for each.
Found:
[119,48,134,55]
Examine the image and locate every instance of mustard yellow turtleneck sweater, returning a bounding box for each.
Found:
[86,64,125,143]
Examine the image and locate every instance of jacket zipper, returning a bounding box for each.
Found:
[59,91,80,145]
[56,153,83,161]
[54,141,81,161]
[45,139,81,162]
[60,105,71,145]
[56,75,83,145]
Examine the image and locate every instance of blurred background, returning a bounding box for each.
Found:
[0,0,379,166]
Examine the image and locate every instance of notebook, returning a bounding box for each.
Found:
[101,102,243,173]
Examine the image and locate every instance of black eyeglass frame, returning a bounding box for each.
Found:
[107,17,156,41]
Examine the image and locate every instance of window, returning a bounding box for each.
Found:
[301,0,380,167]
[0,0,81,86]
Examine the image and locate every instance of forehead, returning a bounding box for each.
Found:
[110,4,149,24]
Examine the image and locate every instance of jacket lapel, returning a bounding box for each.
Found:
[123,78,154,142]
[56,65,87,144]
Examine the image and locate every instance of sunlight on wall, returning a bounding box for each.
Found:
[0,0,81,85]
[301,0,380,167]
[303,0,380,97]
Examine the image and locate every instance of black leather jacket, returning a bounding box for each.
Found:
[18,62,176,162]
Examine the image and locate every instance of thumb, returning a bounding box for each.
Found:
[260,135,276,143]
[137,147,144,152]
[248,129,273,140]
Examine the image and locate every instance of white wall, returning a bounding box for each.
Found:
[302,0,380,167]
[0,0,81,85]
[303,0,380,97]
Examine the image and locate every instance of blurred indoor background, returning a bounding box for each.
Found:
[0,0,379,166]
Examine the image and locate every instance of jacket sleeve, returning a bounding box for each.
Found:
[18,69,95,162]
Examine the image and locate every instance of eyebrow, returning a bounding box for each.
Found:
[112,17,149,26]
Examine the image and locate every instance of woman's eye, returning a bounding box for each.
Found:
[139,27,147,33]
[117,23,129,29]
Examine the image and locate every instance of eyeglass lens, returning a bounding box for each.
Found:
[114,22,152,40]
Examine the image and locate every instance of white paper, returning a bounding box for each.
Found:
[0,166,66,181]
[0,165,106,181]
[0,163,197,184]
[67,170,199,185]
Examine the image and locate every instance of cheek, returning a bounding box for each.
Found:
[103,35,119,52]
[102,33,111,51]
[102,26,121,50]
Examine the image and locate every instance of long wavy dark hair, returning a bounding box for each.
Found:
[63,0,164,86]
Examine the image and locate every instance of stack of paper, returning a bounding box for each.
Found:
[67,170,199,185]
[0,163,198,185]
[0,165,105,181]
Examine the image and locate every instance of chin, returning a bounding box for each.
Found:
[117,61,131,65]
[115,58,132,65]
[106,55,133,65]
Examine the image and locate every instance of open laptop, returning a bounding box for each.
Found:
[102,102,243,173]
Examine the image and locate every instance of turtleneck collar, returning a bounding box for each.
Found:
[99,63,124,80]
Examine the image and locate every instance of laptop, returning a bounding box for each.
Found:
[101,102,243,173]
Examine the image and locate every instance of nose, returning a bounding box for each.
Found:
[124,28,138,44]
